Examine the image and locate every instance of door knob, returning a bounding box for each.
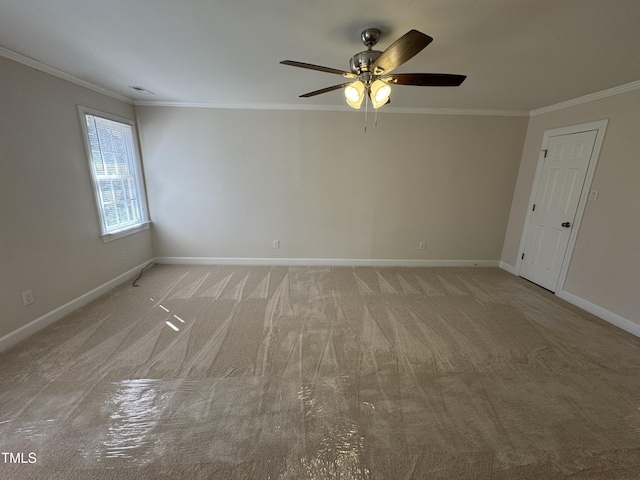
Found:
[561,222,571,228]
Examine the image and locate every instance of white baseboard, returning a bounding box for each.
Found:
[499,261,518,275]
[0,259,156,353]
[154,257,500,268]
[557,289,640,339]
[498,260,639,339]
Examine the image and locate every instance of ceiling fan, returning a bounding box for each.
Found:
[281,28,466,109]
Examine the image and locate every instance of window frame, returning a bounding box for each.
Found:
[78,106,150,242]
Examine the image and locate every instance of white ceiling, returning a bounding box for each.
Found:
[1,0,640,112]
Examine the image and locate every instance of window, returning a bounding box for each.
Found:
[79,107,149,240]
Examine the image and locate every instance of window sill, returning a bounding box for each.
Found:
[101,222,150,243]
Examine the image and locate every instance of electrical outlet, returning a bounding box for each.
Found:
[419,242,426,250]
[22,290,35,306]
[273,240,280,249]
[122,250,128,261]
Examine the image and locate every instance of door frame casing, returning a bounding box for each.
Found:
[515,119,608,292]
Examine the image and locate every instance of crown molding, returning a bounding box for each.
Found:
[133,100,529,117]
[0,46,133,104]
[134,101,355,111]
[530,80,640,116]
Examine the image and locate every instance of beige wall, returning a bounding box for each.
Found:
[0,57,154,341]
[136,106,528,262]
[502,88,640,324]
[3,49,637,345]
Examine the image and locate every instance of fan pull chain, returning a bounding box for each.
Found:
[374,106,378,128]
[364,92,369,133]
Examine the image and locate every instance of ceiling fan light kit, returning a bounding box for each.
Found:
[280,28,466,111]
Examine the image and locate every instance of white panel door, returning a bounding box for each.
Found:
[520,130,598,291]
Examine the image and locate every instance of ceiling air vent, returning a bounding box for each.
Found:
[129,86,155,95]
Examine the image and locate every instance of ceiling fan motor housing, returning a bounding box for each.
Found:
[349,50,382,75]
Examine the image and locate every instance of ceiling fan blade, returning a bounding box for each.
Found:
[372,30,433,75]
[299,83,351,98]
[383,73,466,86]
[280,60,356,78]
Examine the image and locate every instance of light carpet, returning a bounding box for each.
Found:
[1,265,640,479]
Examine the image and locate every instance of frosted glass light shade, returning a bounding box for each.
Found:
[345,81,365,108]
[371,79,391,109]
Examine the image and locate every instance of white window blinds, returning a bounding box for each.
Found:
[80,109,148,237]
